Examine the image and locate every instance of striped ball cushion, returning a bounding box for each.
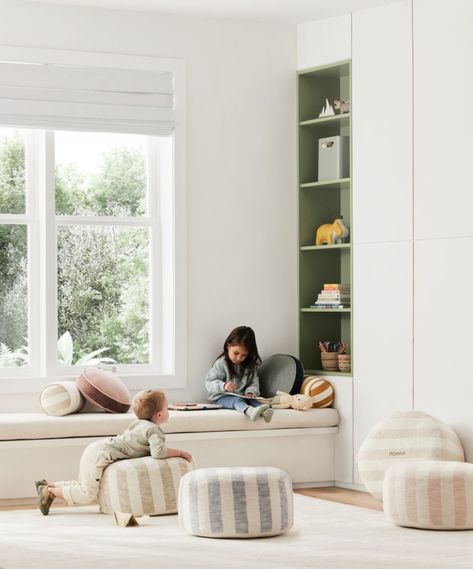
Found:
[40,381,85,416]
[301,376,334,408]
[383,460,473,530]
[178,466,293,538]
[357,411,464,500]
[98,456,195,516]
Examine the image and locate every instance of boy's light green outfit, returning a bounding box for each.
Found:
[59,419,167,506]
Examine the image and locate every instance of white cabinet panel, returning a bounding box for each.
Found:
[414,0,473,239]
[352,1,412,243]
[331,377,353,484]
[297,15,351,70]
[353,242,413,484]
[414,238,473,461]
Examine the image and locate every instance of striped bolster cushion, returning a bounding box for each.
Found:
[383,460,473,530]
[40,381,85,416]
[178,466,293,538]
[357,410,465,500]
[98,456,195,516]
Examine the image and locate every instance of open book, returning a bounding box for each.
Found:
[168,403,222,411]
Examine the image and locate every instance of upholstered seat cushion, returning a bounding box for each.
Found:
[357,410,464,500]
[178,466,293,538]
[98,456,194,515]
[383,460,473,530]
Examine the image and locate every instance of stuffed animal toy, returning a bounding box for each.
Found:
[270,391,313,411]
[334,99,350,114]
[315,217,349,246]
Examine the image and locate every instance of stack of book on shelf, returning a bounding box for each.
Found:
[311,283,351,309]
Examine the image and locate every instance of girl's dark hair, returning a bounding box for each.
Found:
[218,326,261,379]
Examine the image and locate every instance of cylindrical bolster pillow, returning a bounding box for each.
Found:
[178,466,293,538]
[357,410,464,500]
[98,456,195,516]
[383,460,473,530]
[40,381,85,416]
[76,367,131,413]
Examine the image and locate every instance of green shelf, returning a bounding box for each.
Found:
[301,308,351,313]
[300,178,350,190]
[300,113,350,129]
[298,59,352,375]
[305,369,353,377]
[300,244,351,251]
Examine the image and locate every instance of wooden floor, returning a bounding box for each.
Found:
[295,487,383,511]
[1,487,382,512]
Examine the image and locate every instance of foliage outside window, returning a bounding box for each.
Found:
[0,128,169,375]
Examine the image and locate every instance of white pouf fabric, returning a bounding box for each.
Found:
[98,456,195,515]
[383,460,473,530]
[357,410,464,500]
[178,466,293,538]
[39,381,85,416]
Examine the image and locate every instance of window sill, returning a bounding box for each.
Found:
[0,373,186,394]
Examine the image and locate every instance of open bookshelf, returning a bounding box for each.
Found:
[298,60,352,376]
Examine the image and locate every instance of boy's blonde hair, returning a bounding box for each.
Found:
[132,390,167,420]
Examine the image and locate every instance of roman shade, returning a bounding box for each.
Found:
[0,58,176,135]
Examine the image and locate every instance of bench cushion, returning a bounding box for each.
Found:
[0,408,339,441]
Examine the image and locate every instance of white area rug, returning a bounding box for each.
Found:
[0,494,471,569]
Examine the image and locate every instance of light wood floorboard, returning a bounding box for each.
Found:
[1,488,381,512]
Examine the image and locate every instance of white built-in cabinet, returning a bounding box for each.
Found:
[413,0,473,462]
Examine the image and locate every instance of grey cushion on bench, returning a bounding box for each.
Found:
[0,409,339,441]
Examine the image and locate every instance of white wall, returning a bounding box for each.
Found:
[0,0,297,411]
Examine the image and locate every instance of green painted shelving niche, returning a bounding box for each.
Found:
[298,60,353,376]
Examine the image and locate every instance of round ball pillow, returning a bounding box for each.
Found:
[76,367,131,413]
[258,354,304,398]
[301,376,334,408]
[40,381,85,416]
[357,410,465,500]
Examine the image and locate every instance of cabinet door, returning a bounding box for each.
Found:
[414,238,473,462]
[414,0,473,239]
[353,242,413,484]
[352,1,412,243]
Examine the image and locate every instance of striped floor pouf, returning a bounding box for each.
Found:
[383,460,473,530]
[178,466,293,538]
[98,456,195,516]
[357,410,464,500]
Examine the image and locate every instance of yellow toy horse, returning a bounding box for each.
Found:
[315,217,349,246]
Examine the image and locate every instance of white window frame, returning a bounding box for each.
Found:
[0,47,187,393]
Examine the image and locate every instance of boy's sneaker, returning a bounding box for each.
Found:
[35,479,48,493]
[36,483,55,516]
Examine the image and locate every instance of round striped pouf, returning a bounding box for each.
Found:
[383,460,473,530]
[98,456,195,516]
[357,410,465,500]
[178,466,293,538]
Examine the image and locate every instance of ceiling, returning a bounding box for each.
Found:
[23,0,398,24]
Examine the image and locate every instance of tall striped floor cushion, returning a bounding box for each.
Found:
[383,460,473,530]
[357,410,464,500]
[178,466,293,538]
[98,456,195,516]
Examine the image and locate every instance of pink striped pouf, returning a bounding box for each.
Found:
[383,460,473,530]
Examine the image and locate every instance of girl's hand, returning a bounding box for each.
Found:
[179,450,192,462]
[224,382,235,392]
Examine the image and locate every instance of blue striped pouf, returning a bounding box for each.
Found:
[178,466,293,538]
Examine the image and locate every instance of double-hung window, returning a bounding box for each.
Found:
[0,47,186,389]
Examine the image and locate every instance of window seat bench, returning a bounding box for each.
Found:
[0,409,339,500]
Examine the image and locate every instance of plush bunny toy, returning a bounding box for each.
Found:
[270,391,313,411]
